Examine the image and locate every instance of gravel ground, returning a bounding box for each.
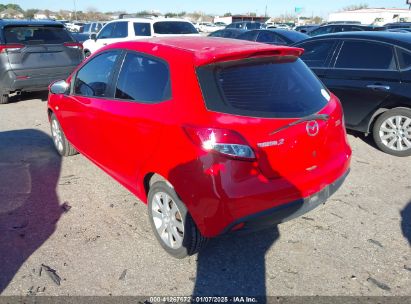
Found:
[0,94,410,297]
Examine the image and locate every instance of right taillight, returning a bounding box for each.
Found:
[183,126,256,161]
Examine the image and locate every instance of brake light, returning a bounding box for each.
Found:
[64,42,83,50]
[0,44,24,53]
[184,126,256,161]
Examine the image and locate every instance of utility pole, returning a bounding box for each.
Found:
[73,0,77,21]
[265,5,268,17]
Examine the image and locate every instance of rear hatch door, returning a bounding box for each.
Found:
[4,24,82,77]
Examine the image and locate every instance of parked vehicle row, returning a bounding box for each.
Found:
[294,32,411,157]
[82,17,199,57]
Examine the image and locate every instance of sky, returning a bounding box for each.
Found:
[12,0,411,17]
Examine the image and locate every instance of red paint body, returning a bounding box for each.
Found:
[48,37,351,238]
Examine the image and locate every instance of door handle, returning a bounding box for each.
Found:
[366,84,390,91]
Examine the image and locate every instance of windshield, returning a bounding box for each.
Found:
[4,26,74,44]
[153,21,198,34]
[197,58,329,118]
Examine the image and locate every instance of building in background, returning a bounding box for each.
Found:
[214,15,269,25]
[328,8,411,25]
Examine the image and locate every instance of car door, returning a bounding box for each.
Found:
[58,50,121,157]
[93,21,128,52]
[324,39,401,130]
[296,39,340,78]
[89,51,172,189]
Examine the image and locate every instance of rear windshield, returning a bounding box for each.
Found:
[153,21,198,34]
[4,26,74,44]
[246,23,262,29]
[197,58,329,118]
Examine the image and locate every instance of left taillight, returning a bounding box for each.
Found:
[0,44,24,53]
[183,126,256,161]
[64,42,83,50]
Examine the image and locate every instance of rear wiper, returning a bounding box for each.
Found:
[269,113,330,135]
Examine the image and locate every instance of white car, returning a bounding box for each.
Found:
[198,22,224,33]
[83,17,200,56]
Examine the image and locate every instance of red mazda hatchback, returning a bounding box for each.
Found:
[47,37,351,258]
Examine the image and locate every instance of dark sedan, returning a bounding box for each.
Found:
[294,32,411,156]
[208,28,247,39]
[236,29,309,45]
[307,24,385,37]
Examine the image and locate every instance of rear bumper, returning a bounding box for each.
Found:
[0,66,76,93]
[222,169,349,234]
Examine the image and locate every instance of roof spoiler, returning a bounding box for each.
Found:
[201,47,305,66]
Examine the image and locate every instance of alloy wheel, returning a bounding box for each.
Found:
[379,115,411,151]
[51,119,64,152]
[151,192,184,249]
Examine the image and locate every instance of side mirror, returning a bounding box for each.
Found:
[90,33,97,40]
[50,80,69,95]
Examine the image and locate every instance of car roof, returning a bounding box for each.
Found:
[0,19,64,28]
[108,36,302,66]
[109,17,192,23]
[303,31,411,48]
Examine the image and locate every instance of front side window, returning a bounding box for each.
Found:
[115,52,170,102]
[111,22,128,38]
[299,40,337,68]
[74,51,119,97]
[97,23,115,39]
[134,23,151,36]
[335,41,396,70]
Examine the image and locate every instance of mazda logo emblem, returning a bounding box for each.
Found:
[306,120,319,136]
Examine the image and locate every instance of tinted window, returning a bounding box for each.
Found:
[74,51,119,97]
[153,21,197,34]
[246,23,261,29]
[335,41,396,70]
[115,52,170,102]
[309,26,333,36]
[397,48,411,70]
[198,58,329,118]
[299,40,337,67]
[82,24,91,33]
[134,23,151,36]
[257,31,286,44]
[112,22,128,38]
[4,26,73,44]
[237,31,258,41]
[98,23,115,39]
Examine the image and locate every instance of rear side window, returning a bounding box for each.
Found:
[237,31,258,41]
[134,23,151,36]
[115,52,170,102]
[299,40,337,67]
[246,23,261,29]
[397,48,411,70]
[335,41,396,70]
[197,58,329,118]
[257,31,286,44]
[4,26,74,44]
[153,21,198,34]
[74,51,119,97]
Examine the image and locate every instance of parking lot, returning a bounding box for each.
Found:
[0,94,410,296]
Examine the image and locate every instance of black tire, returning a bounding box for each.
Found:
[147,181,208,258]
[372,108,411,157]
[50,113,78,157]
[0,93,9,104]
